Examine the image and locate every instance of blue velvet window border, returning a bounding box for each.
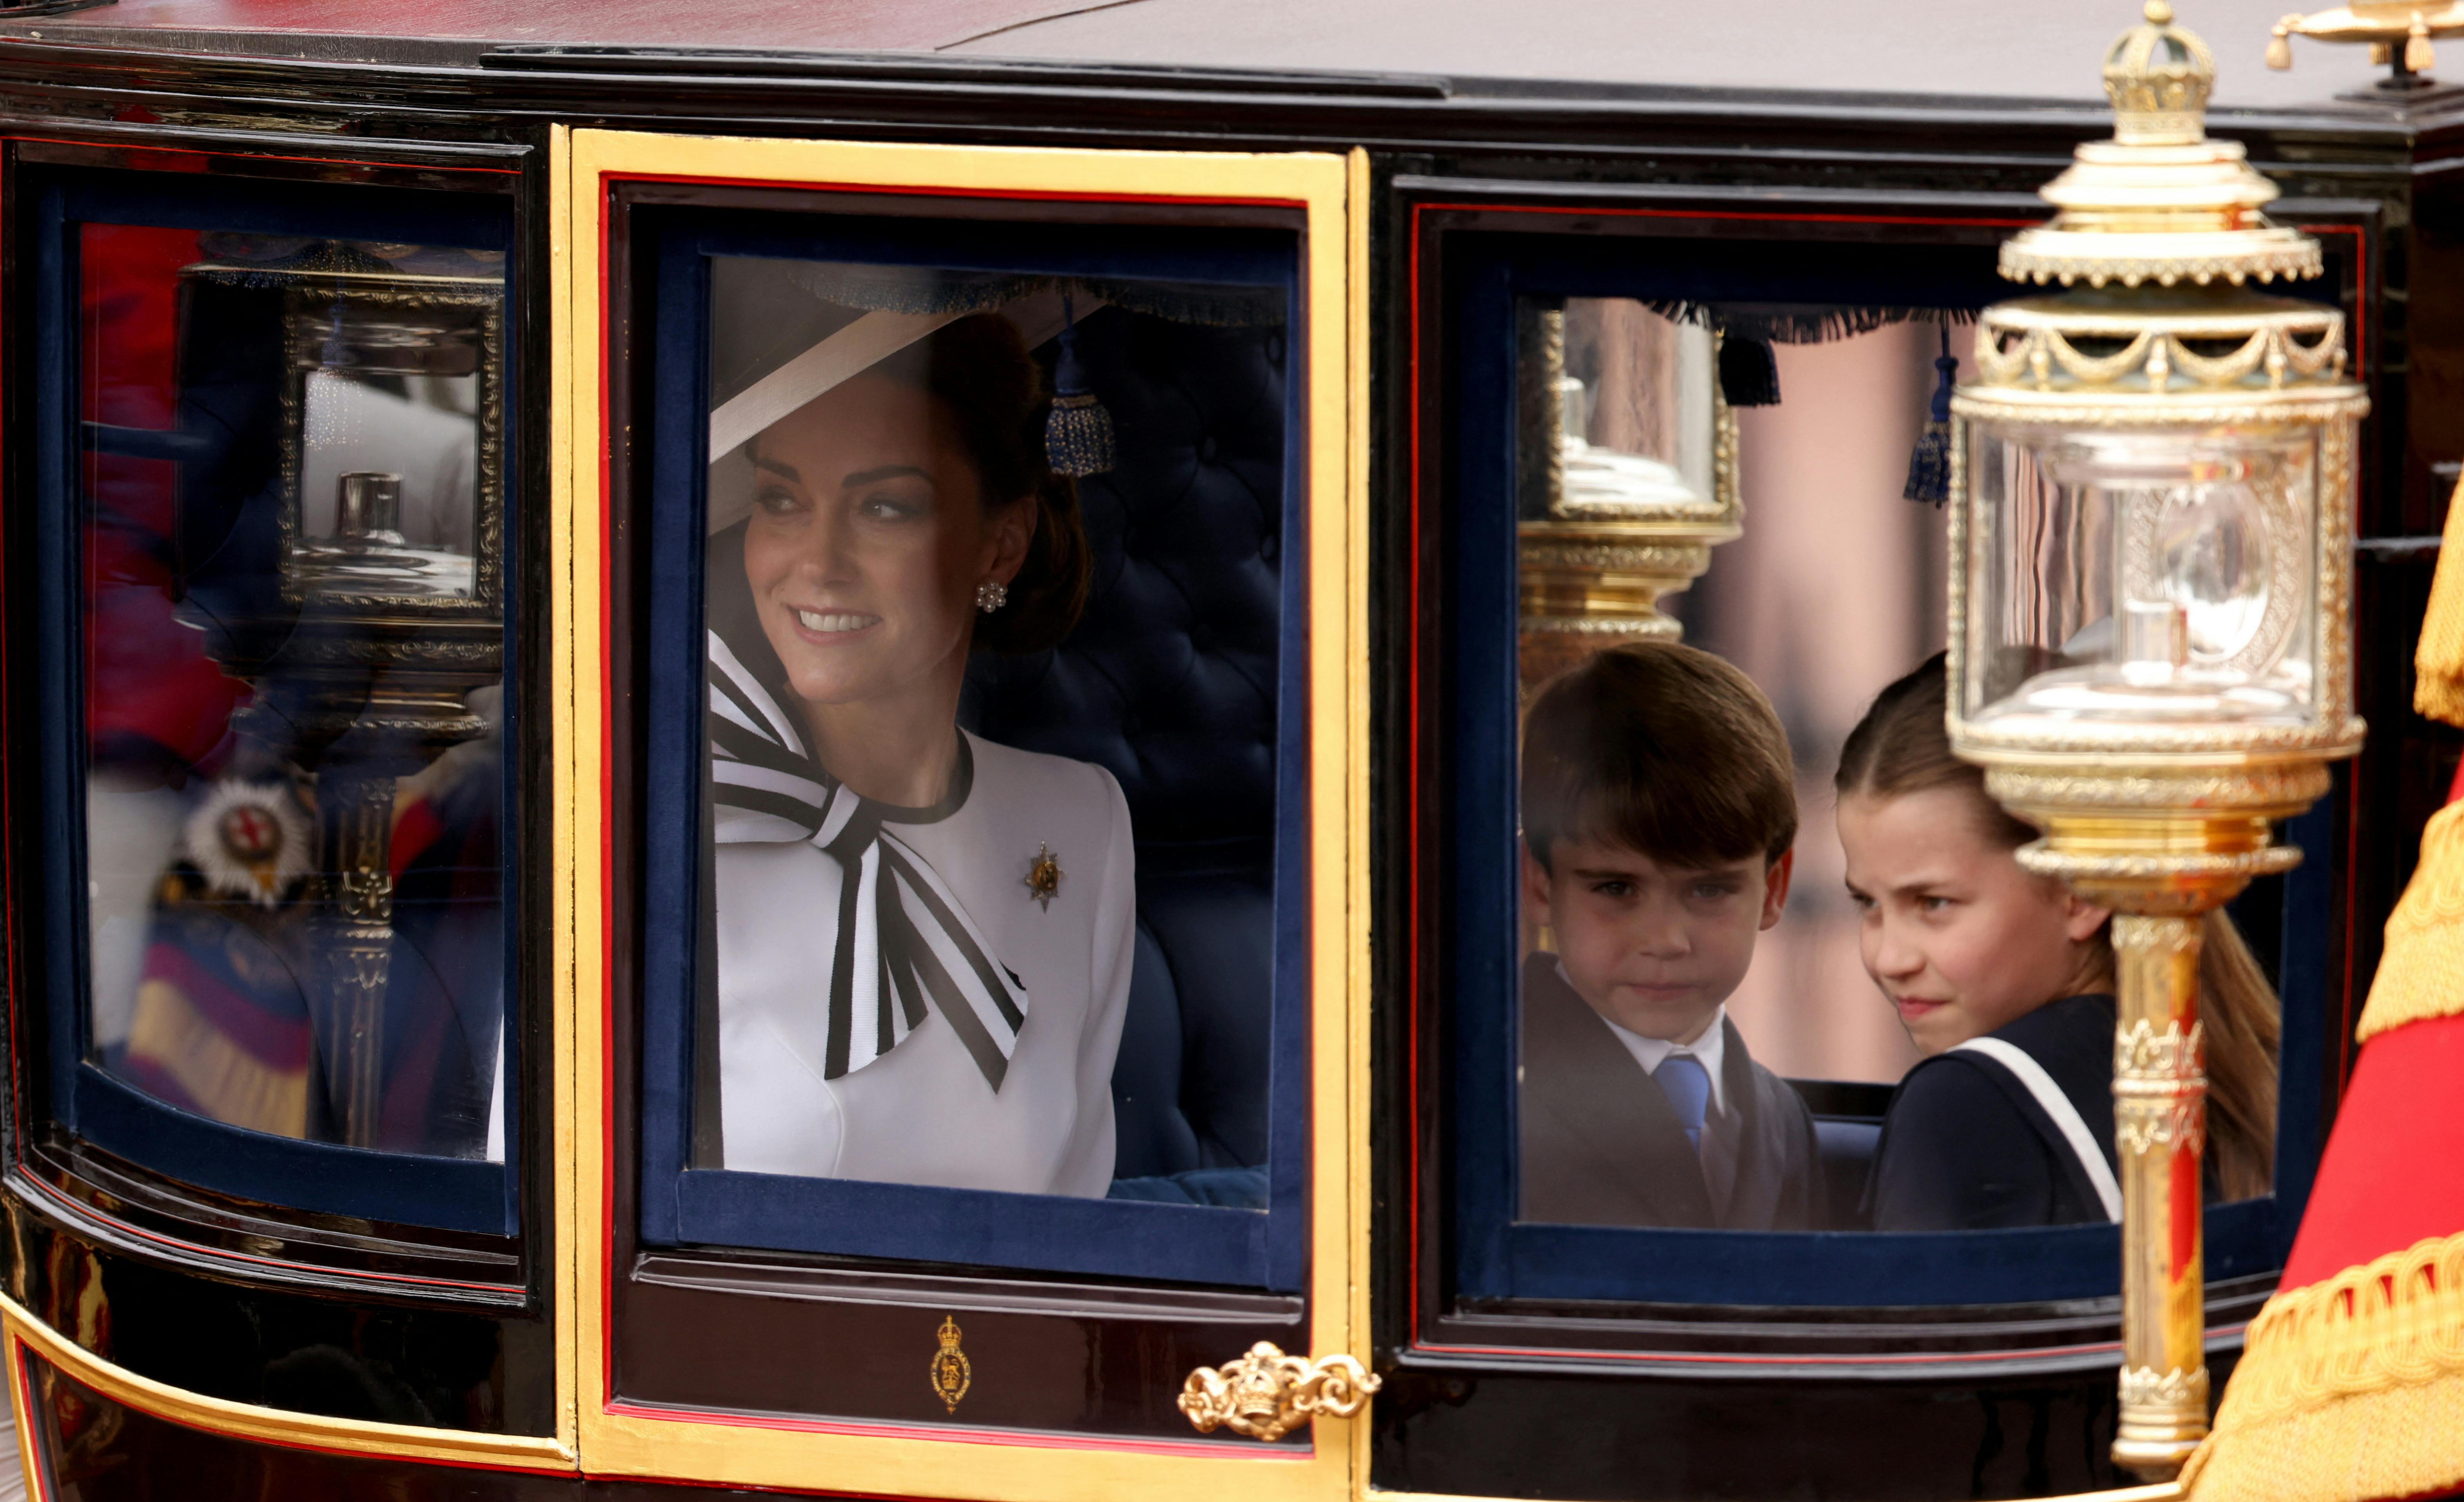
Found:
[633,209,1309,1291]
[1446,233,2335,1307]
[27,170,519,1238]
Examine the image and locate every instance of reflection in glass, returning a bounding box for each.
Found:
[1674,326,1961,1090]
[1552,296,1720,514]
[1510,297,1824,1232]
[80,226,507,1160]
[1510,315,1949,1231]
[1504,313,2285,1234]
[1513,298,1736,688]
[694,258,1287,1207]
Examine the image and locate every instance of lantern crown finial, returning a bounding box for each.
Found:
[1996,5,2322,289]
[2104,0,2217,144]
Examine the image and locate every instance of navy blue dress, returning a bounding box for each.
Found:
[1866,994,2120,1232]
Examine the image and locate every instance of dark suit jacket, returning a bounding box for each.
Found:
[1866,993,2121,1232]
[1518,952,1824,1230]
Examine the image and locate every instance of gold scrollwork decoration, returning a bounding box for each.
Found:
[2115,1017,2205,1079]
[1974,309,2347,394]
[2117,1095,2209,1156]
[2112,918,2203,960]
[1552,494,1729,525]
[1518,541,1711,573]
[1953,707,2367,761]
[1983,764,2331,814]
[2120,1364,2211,1409]
[1521,617,1684,638]
[2017,844,2305,885]
[1177,1342,1382,1443]
[1950,392,2370,431]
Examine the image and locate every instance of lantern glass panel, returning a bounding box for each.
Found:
[1515,297,1722,523]
[295,367,481,599]
[1965,419,2322,734]
[279,267,500,605]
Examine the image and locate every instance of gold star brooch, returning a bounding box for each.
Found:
[1023,842,1063,911]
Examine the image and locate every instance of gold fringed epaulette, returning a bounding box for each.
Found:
[2354,799,2464,1042]
[2412,469,2464,726]
[2181,1231,2464,1502]
[2352,472,2464,1042]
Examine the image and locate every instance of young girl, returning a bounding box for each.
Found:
[1835,655,2278,1232]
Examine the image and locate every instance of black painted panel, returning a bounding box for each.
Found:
[1367,1360,2244,1502]
[20,1349,760,1500]
[3,1202,558,1436]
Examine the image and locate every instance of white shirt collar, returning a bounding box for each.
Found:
[1559,962,1729,1118]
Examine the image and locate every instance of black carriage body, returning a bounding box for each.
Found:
[0,4,2450,1500]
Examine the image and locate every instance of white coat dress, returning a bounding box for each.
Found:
[713,729,1134,1198]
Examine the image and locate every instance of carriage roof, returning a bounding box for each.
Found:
[0,0,2415,125]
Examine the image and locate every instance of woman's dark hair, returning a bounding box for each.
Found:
[871,313,1092,654]
[1835,653,2279,1201]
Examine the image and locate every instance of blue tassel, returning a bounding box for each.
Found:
[1903,328,1958,506]
[1045,295,1115,477]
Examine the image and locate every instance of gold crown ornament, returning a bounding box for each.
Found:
[2105,0,2217,140]
[2002,2,2320,290]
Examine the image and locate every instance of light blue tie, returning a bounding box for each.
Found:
[1654,1054,1712,1153]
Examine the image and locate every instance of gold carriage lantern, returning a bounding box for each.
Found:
[177,241,507,1148]
[1515,301,1742,687]
[1948,2,2366,1480]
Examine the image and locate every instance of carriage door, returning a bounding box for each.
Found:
[554,129,1369,1501]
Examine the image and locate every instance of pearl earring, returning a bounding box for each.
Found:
[975,580,1009,613]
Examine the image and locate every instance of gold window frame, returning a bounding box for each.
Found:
[550,128,1371,1500]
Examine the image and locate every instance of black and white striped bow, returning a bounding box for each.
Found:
[706,628,1029,1089]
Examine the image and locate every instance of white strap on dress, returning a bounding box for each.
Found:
[1950,1036,2122,1222]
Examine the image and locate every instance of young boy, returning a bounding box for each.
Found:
[1518,640,1824,1230]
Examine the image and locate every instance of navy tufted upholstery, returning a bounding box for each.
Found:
[961,305,1287,1190]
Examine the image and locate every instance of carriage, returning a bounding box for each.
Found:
[0,1,2446,1498]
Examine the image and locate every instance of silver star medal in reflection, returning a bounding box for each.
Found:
[1023,842,1063,911]
[185,780,311,908]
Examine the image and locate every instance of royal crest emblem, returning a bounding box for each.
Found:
[929,1316,972,1413]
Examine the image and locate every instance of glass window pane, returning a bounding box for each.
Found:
[700,255,1285,1198]
[78,224,509,1161]
[1503,297,2290,1253]
[647,237,1301,1285]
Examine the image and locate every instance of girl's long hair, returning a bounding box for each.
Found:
[1835,653,2279,1201]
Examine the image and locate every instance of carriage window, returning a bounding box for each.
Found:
[635,224,1305,1288]
[37,178,514,1235]
[1447,255,2319,1307]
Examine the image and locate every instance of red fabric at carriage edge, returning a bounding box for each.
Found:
[2280,1012,2464,1289]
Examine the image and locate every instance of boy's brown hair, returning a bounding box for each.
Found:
[1521,640,1798,871]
